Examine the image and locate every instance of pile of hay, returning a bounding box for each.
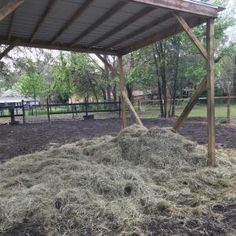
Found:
[0,125,235,235]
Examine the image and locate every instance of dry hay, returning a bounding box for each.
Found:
[0,125,235,236]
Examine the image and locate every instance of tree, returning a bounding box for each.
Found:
[52,53,75,103]
[18,70,48,102]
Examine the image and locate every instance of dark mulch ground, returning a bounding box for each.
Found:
[1,118,236,236]
[0,118,236,162]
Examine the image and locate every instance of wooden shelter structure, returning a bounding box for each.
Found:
[0,0,224,166]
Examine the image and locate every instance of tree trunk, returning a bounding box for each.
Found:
[233,55,236,96]
[227,83,231,124]
[153,43,164,117]
[158,42,167,118]
[126,84,133,103]
[171,38,180,117]
[104,55,112,102]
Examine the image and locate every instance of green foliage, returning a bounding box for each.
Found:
[18,71,49,98]
[52,53,75,102]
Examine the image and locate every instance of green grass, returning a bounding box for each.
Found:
[138,103,236,123]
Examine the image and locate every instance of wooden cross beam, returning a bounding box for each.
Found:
[174,14,208,60]
[0,45,15,60]
[0,0,24,22]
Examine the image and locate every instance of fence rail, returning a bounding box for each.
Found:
[134,96,236,123]
[0,100,121,124]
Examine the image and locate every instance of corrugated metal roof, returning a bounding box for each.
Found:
[0,0,223,55]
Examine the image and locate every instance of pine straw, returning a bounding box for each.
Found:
[0,125,235,236]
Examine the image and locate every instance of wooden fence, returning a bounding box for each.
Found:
[0,100,121,124]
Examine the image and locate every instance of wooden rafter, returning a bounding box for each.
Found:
[0,45,14,60]
[128,0,221,17]
[87,7,154,48]
[0,0,24,22]
[106,13,172,49]
[71,1,127,47]
[174,14,208,60]
[50,0,95,45]
[30,0,57,43]
[0,37,118,55]
[120,17,205,55]
[7,12,15,40]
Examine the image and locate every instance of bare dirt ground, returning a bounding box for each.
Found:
[0,118,236,162]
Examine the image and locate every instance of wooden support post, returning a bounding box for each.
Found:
[0,0,24,22]
[118,55,127,129]
[173,78,207,131]
[207,19,216,167]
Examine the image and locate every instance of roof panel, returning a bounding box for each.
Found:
[0,0,223,55]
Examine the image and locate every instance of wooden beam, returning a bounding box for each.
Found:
[0,37,118,56]
[96,54,143,128]
[207,18,216,167]
[87,7,154,48]
[0,0,24,22]
[173,78,207,131]
[8,12,15,40]
[70,1,127,47]
[0,45,14,60]
[30,0,57,43]
[174,14,208,60]
[121,90,143,126]
[50,0,95,45]
[118,55,127,129]
[127,0,221,18]
[120,17,206,55]
[106,13,172,49]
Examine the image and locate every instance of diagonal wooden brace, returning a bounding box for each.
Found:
[173,77,207,131]
[96,54,143,127]
[174,14,208,61]
[0,0,24,22]
[0,45,14,60]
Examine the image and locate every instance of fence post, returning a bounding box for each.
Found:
[138,99,141,112]
[9,104,15,125]
[85,98,88,117]
[22,100,26,124]
[47,98,50,122]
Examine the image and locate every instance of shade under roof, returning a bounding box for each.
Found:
[0,0,223,55]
